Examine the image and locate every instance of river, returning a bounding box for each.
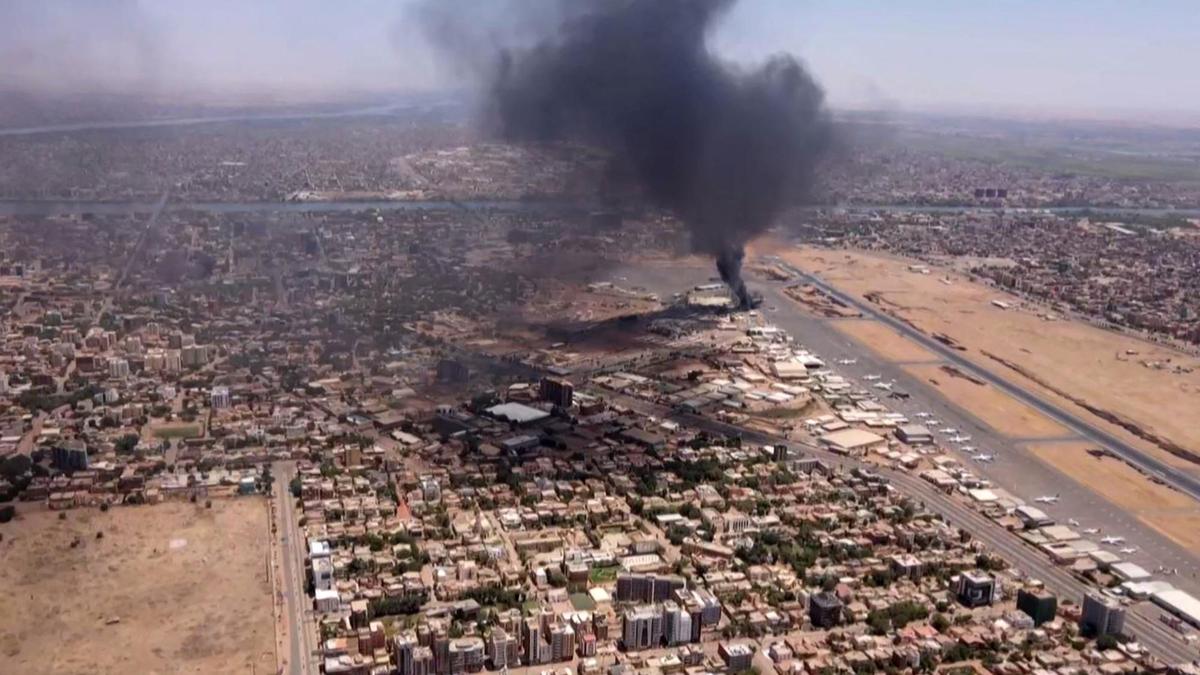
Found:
[0,198,1196,219]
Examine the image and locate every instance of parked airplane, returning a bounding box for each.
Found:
[1067,518,1080,526]
[1120,547,1139,554]
[836,358,857,365]
[915,412,931,418]
[1034,494,1060,504]
[1101,536,1126,545]
[873,382,893,390]
[960,446,977,452]
[939,427,957,434]
[863,374,881,381]
[971,454,994,463]
[950,435,973,443]
[1083,528,1100,535]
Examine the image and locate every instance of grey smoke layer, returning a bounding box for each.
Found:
[425,0,832,308]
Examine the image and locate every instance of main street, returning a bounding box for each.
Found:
[273,461,318,675]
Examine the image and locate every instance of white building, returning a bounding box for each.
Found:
[210,386,231,410]
[312,556,334,591]
[315,588,340,613]
[108,358,130,379]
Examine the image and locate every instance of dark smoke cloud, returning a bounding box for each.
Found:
[417,0,832,308]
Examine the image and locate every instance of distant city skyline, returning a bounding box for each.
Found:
[1,1,1198,121]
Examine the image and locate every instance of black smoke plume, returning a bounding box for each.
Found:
[419,0,832,309]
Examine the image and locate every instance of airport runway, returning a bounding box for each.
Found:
[603,260,1200,663]
[783,266,1200,503]
[747,280,1200,583]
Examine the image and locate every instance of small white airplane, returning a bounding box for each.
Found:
[1083,528,1100,535]
[915,412,931,418]
[950,435,973,443]
[836,358,857,365]
[1068,518,1080,526]
[863,374,882,381]
[960,446,977,452]
[1034,494,1060,504]
[1120,547,1139,555]
[939,427,958,434]
[873,382,893,391]
[971,453,995,463]
[1101,536,1126,545]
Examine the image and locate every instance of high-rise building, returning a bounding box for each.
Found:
[108,358,130,379]
[523,616,544,666]
[616,573,686,604]
[719,643,754,673]
[431,625,450,675]
[622,605,663,651]
[539,377,574,408]
[549,624,575,662]
[487,629,519,670]
[412,647,434,675]
[436,359,470,384]
[210,385,232,410]
[955,572,997,608]
[1017,589,1058,627]
[395,632,418,675]
[447,637,484,674]
[181,344,210,368]
[663,601,693,645]
[1081,592,1126,637]
[51,441,89,472]
[809,592,843,629]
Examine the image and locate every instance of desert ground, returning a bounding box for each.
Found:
[774,245,1200,475]
[0,499,274,675]
[904,363,1070,439]
[829,318,940,363]
[1027,440,1200,552]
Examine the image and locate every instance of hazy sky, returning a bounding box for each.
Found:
[2,0,1197,117]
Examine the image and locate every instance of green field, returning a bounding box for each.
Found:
[151,423,202,439]
[588,565,619,584]
[569,593,597,611]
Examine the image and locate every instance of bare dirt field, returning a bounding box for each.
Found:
[905,363,1070,439]
[772,245,1200,475]
[829,318,940,363]
[0,499,274,675]
[1027,441,1200,551]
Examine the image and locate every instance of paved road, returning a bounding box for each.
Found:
[784,264,1200,504]
[274,462,318,675]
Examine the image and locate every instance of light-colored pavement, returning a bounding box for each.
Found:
[274,462,318,675]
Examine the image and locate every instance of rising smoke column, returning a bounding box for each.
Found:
[422,0,831,308]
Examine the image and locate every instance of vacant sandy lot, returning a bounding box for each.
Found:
[774,245,1200,475]
[830,318,940,363]
[905,363,1070,439]
[0,499,274,675]
[1028,441,1200,551]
